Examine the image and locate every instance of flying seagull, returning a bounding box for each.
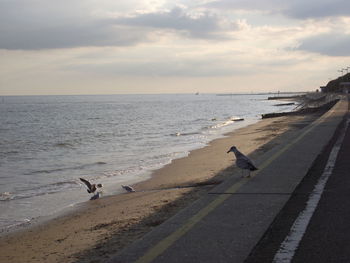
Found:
[122,185,135,193]
[80,178,103,199]
[227,146,258,177]
[80,178,102,193]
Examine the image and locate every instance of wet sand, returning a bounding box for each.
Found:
[0,113,322,263]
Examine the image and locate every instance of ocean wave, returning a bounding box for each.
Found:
[53,138,83,148]
[0,218,31,232]
[102,152,182,179]
[54,142,75,148]
[1,150,20,155]
[170,132,201,137]
[26,161,107,175]
[209,116,244,129]
[103,166,144,178]
[0,180,79,202]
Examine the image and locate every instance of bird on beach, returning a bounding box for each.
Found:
[227,146,258,177]
[122,185,135,193]
[80,178,103,200]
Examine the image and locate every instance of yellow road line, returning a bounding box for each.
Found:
[135,180,246,263]
[135,101,345,263]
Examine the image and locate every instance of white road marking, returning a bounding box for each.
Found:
[273,118,350,263]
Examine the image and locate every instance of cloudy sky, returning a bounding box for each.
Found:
[1,0,350,95]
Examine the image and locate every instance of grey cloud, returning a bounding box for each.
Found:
[113,7,231,39]
[285,0,350,19]
[297,33,350,56]
[0,23,148,50]
[205,0,350,19]
[0,0,149,50]
[205,0,283,12]
[0,1,233,50]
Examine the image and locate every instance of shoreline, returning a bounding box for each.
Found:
[0,109,324,263]
[0,116,260,235]
[0,117,259,238]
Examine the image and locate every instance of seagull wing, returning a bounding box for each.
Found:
[236,154,258,170]
[80,178,92,192]
[232,148,258,171]
[236,158,250,169]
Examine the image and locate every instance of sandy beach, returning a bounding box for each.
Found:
[0,111,324,263]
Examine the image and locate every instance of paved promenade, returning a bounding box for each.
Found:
[247,98,350,263]
[109,97,349,263]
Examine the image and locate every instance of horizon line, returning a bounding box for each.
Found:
[0,91,310,97]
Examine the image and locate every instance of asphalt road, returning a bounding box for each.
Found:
[246,104,350,263]
[294,112,350,262]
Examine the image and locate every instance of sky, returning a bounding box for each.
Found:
[1,0,350,95]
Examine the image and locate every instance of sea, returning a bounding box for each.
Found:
[0,93,298,233]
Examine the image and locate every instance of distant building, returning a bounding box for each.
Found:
[340,82,350,93]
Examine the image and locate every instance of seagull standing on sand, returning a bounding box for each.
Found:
[227,146,258,177]
[122,185,135,193]
[80,178,103,200]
